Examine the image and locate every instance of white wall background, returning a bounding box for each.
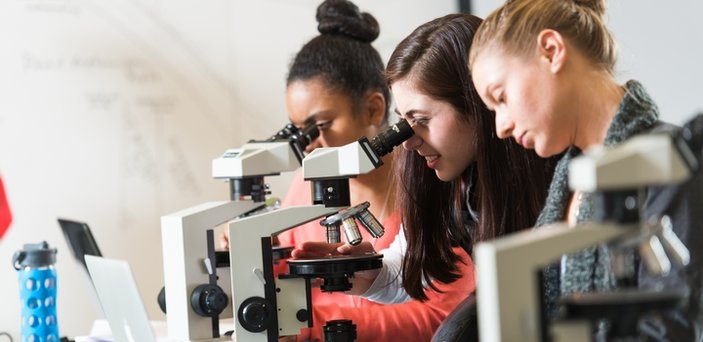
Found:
[0,0,701,339]
[0,0,456,339]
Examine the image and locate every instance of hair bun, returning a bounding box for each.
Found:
[316,0,379,43]
[572,0,607,16]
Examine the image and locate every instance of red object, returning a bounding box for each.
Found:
[0,175,12,239]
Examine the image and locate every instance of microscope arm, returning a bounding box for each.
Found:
[228,205,342,342]
[474,222,633,342]
[161,200,263,341]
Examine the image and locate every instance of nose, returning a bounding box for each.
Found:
[402,134,423,151]
[494,110,515,139]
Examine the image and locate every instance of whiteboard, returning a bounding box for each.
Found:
[0,0,458,338]
[0,0,240,337]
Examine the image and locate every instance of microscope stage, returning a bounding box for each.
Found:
[286,254,383,292]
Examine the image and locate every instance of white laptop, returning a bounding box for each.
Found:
[84,255,162,342]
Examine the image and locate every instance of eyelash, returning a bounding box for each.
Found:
[394,113,428,126]
[316,120,332,130]
[411,118,428,126]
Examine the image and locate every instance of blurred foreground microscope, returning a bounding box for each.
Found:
[475,114,703,342]
[161,120,414,342]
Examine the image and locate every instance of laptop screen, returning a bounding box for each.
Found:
[85,255,158,342]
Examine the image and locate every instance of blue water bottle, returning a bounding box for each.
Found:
[13,241,60,342]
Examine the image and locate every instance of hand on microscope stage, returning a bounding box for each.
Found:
[291,240,377,257]
[292,241,381,295]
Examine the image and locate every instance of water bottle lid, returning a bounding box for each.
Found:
[12,241,57,270]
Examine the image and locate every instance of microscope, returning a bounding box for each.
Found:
[162,120,414,341]
[474,114,703,342]
[227,119,414,342]
[161,122,319,341]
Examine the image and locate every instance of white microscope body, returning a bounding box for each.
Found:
[161,124,318,341]
[228,121,413,342]
[162,120,413,341]
[475,116,702,342]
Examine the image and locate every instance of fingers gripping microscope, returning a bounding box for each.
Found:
[474,114,703,342]
[161,120,414,341]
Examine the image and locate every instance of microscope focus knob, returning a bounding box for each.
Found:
[323,320,357,342]
[238,296,272,332]
[191,284,229,317]
[157,286,167,313]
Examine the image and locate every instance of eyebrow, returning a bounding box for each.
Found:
[292,111,331,127]
[394,108,425,119]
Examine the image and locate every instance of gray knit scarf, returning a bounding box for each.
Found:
[535,80,660,318]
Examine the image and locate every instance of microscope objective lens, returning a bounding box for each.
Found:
[357,209,384,238]
[342,218,362,245]
[326,224,341,244]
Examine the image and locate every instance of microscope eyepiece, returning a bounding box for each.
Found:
[268,123,298,141]
[368,119,414,158]
[268,122,320,164]
[269,122,320,147]
[290,122,320,150]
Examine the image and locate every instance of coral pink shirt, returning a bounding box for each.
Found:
[276,170,475,341]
